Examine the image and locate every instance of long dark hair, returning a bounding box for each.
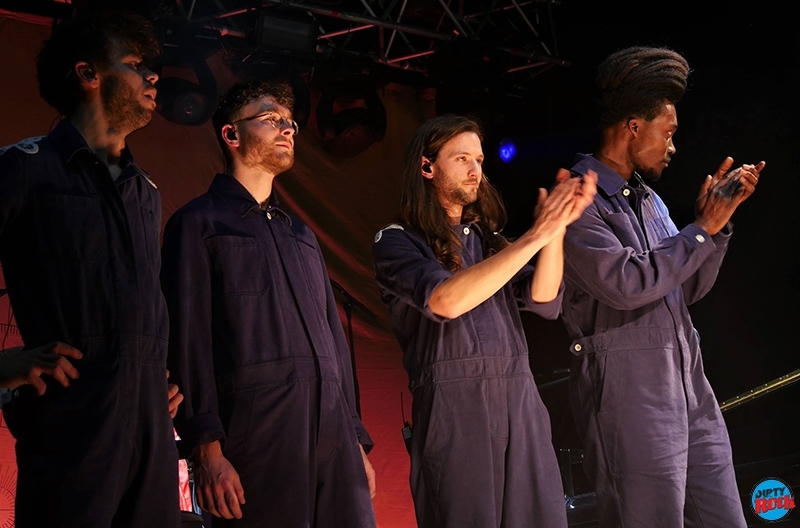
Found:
[400,114,509,272]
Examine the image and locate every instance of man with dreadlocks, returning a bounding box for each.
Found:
[561,46,763,527]
[372,114,596,527]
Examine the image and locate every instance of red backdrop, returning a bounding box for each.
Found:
[0,10,426,527]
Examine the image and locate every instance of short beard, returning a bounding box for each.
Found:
[435,171,478,209]
[239,128,294,175]
[634,166,662,183]
[101,73,152,134]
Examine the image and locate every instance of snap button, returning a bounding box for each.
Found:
[463,227,470,235]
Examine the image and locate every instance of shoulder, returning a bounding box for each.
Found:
[373,223,408,244]
[164,193,218,230]
[0,136,52,172]
[0,136,48,158]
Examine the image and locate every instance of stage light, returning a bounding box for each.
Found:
[499,139,517,163]
[316,86,386,158]
[256,13,317,55]
[156,60,217,126]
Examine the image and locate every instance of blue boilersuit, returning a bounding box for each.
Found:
[0,120,179,527]
[373,222,568,528]
[160,173,375,528]
[562,154,747,527]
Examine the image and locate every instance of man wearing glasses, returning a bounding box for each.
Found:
[160,79,377,527]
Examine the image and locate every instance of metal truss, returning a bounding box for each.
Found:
[162,0,569,87]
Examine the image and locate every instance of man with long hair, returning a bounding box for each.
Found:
[561,46,763,527]
[160,79,376,527]
[373,114,596,526]
[0,8,180,527]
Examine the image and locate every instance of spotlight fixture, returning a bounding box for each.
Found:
[156,60,217,126]
[316,86,386,158]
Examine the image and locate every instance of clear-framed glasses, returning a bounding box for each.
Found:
[233,111,299,135]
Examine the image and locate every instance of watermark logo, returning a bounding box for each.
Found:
[751,477,795,522]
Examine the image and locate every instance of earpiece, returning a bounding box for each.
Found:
[226,128,237,141]
[79,65,96,81]
[421,162,432,174]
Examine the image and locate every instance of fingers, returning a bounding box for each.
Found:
[536,187,547,207]
[55,354,80,381]
[168,384,184,419]
[197,486,217,517]
[554,167,571,184]
[48,341,83,360]
[698,174,714,199]
[220,484,244,519]
[234,479,246,509]
[195,458,245,520]
[26,352,81,392]
[46,358,74,388]
[359,444,376,498]
[570,170,597,222]
[712,156,734,182]
[28,372,48,396]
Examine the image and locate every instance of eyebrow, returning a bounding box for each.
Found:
[450,150,484,157]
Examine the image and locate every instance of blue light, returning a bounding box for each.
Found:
[498,139,517,163]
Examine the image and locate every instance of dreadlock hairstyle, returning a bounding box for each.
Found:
[37,9,160,118]
[595,46,690,129]
[400,114,509,272]
[212,78,295,165]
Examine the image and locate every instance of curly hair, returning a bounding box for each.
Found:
[37,9,160,117]
[400,114,509,272]
[212,79,295,164]
[595,46,690,128]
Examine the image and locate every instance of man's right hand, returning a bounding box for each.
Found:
[0,341,82,395]
[693,157,764,236]
[192,441,246,519]
[530,168,598,242]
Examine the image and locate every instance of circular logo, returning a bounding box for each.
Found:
[751,477,795,522]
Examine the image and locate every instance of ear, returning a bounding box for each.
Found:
[221,124,239,148]
[421,157,434,179]
[75,62,99,88]
[626,118,640,136]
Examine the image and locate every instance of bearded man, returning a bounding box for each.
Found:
[160,79,377,527]
[0,9,180,527]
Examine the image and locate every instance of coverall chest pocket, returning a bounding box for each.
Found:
[207,235,269,295]
[37,192,108,262]
[605,212,645,252]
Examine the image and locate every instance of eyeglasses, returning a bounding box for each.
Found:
[232,111,300,135]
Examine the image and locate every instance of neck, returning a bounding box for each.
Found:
[228,161,277,206]
[70,104,128,167]
[596,128,634,181]
[441,202,463,225]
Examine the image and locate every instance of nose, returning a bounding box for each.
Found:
[468,159,481,176]
[667,137,676,155]
[143,67,158,85]
[279,120,297,136]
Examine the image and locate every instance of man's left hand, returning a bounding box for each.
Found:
[166,370,184,419]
